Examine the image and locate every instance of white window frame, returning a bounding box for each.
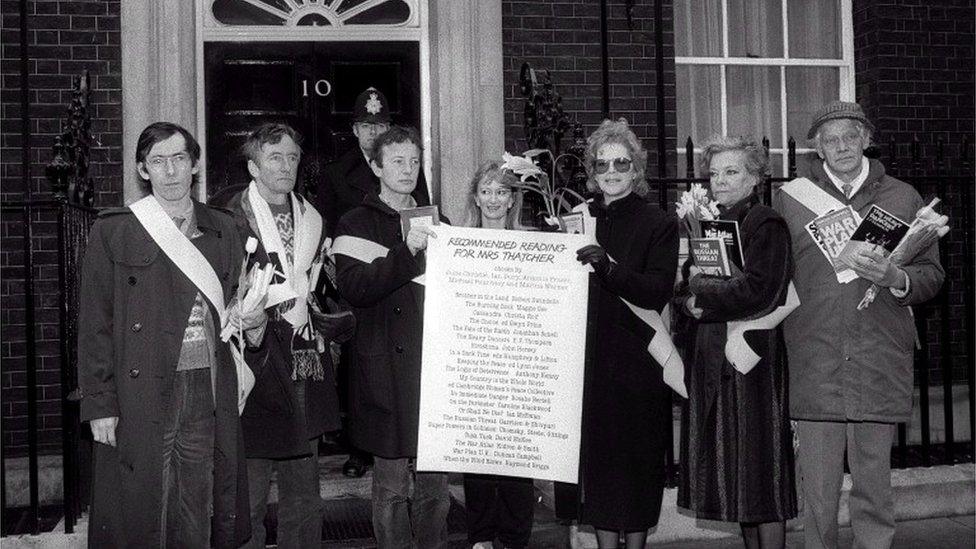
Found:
[674,0,855,176]
[193,0,431,196]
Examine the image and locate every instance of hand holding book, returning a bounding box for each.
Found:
[855,198,950,310]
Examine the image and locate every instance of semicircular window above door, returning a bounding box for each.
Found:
[210,0,418,27]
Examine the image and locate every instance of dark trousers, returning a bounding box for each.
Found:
[463,474,535,549]
[245,439,322,549]
[160,368,215,549]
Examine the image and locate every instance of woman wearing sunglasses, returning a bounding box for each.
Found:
[461,160,534,549]
[574,119,679,548]
[675,135,796,549]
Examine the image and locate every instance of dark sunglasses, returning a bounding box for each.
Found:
[593,157,633,174]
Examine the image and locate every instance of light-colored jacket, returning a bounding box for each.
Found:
[773,159,944,423]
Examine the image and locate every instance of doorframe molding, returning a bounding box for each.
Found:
[122,0,504,213]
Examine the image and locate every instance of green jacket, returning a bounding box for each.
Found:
[773,159,944,423]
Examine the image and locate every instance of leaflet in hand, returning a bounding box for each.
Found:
[805,205,861,283]
[689,237,732,276]
[845,204,911,253]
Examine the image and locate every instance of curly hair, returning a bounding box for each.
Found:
[584,118,649,196]
[696,134,768,181]
[464,160,523,229]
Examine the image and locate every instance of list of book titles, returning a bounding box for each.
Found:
[417,225,590,483]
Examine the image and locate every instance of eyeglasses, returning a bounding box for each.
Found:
[145,152,192,172]
[593,157,633,174]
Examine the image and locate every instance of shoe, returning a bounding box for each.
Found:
[472,542,493,549]
[342,454,369,478]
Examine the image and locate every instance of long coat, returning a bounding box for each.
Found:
[316,147,431,236]
[334,194,447,458]
[226,189,342,459]
[773,159,944,423]
[78,201,250,548]
[578,193,678,530]
[676,196,797,523]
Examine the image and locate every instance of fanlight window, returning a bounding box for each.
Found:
[211,0,416,26]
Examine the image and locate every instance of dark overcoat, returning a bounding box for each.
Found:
[578,193,678,530]
[78,201,250,548]
[676,196,797,523]
[333,194,447,458]
[316,146,431,236]
[226,190,342,458]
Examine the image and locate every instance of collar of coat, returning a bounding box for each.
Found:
[717,192,760,222]
[587,191,643,218]
[807,157,890,203]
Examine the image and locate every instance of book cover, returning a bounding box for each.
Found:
[700,219,744,271]
[399,205,440,241]
[846,204,910,253]
[558,212,585,234]
[806,205,860,283]
[689,237,732,276]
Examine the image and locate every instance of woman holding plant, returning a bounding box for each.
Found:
[675,135,796,549]
[572,119,678,549]
[461,160,535,549]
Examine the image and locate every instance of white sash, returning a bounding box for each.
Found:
[574,202,688,398]
[129,195,254,414]
[246,182,323,336]
[780,177,845,216]
[781,177,858,283]
[726,282,800,374]
[331,235,426,285]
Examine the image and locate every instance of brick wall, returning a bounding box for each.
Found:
[1,0,121,457]
[854,0,975,384]
[501,0,677,208]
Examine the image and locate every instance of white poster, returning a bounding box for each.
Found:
[417,225,589,483]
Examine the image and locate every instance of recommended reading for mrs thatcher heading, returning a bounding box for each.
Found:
[417,225,589,483]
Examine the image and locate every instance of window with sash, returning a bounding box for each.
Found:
[674,0,855,177]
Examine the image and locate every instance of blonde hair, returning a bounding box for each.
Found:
[697,134,768,180]
[584,118,649,196]
[464,160,524,229]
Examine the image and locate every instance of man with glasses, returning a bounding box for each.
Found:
[774,101,944,549]
[79,122,262,548]
[316,86,431,479]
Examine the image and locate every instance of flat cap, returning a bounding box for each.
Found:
[807,100,875,139]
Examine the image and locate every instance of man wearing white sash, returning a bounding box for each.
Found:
[79,122,265,548]
[774,102,944,549]
[334,126,450,548]
[224,123,350,549]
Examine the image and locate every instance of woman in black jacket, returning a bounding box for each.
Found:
[676,135,796,549]
[574,119,679,549]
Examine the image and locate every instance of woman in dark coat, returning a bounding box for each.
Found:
[676,135,797,549]
[575,118,679,549]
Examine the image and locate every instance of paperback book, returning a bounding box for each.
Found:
[700,219,744,271]
[689,237,732,276]
[399,205,440,241]
[806,205,860,283]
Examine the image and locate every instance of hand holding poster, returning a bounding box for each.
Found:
[417,225,590,483]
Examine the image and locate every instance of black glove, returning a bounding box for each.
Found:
[576,245,612,278]
[311,310,357,343]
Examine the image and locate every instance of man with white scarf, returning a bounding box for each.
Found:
[226,123,353,548]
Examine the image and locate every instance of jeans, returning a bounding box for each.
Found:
[159,368,215,549]
[372,456,450,549]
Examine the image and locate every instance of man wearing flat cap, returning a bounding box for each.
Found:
[773,101,944,548]
[316,86,431,479]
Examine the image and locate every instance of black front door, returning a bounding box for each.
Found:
[203,41,421,201]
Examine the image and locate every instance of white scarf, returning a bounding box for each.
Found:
[246,181,323,337]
